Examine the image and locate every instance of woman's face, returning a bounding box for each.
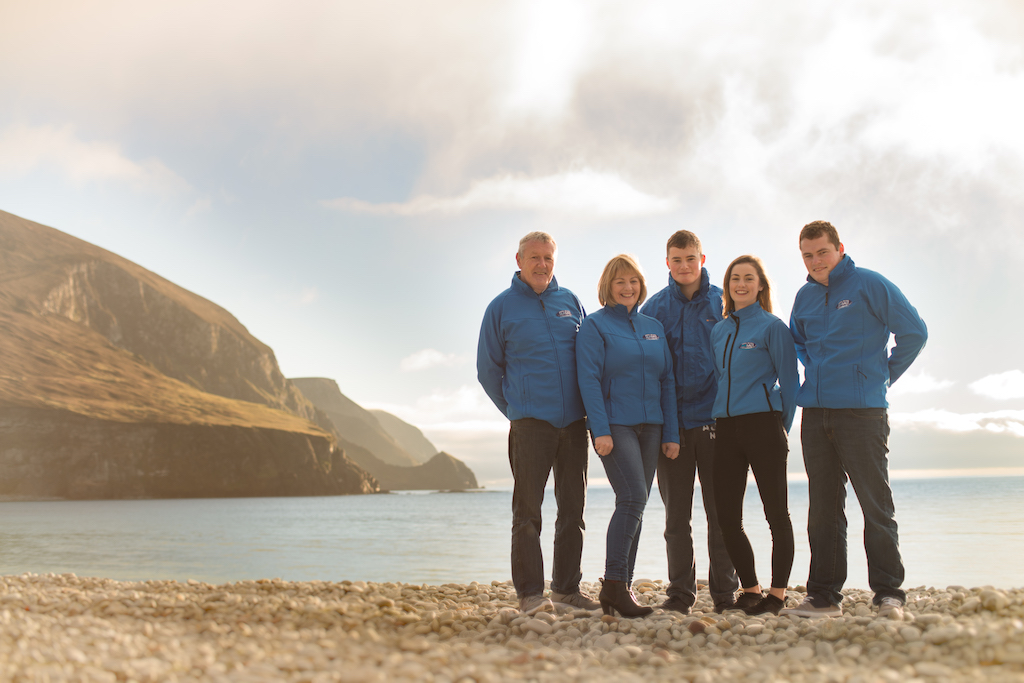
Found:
[610,270,642,311]
[729,263,763,311]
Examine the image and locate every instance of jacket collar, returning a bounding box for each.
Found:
[512,272,559,296]
[669,267,711,303]
[730,301,763,320]
[604,302,639,320]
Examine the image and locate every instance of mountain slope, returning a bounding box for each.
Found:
[0,209,378,498]
[369,409,439,463]
[291,378,420,467]
[293,378,479,491]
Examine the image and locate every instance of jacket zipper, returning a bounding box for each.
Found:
[725,316,740,417]
[629,315,648,423]
[539,298,566,427]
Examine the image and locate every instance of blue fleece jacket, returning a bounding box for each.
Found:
[477,273,586,428]
[790,255,928,409]
[576,304,679,443]
[641,269,724,430]
[711,302,800,432]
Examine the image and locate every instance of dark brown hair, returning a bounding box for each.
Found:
[799,221,840,250]
[722,255,773,316]
[666,230,702,256]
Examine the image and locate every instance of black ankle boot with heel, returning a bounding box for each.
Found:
[599,579,653,618]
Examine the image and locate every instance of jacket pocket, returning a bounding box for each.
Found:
[854,364,866,406]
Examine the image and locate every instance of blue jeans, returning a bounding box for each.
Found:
[801,408,905,606]
[600,424,660,582]
[657,424,738,607]
[509,418,589,599]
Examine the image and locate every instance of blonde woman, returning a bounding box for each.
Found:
[576,254,679,617]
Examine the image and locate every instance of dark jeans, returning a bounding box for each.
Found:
[801,407,905,606]
[714,412,794,591]
[657,424,738,607]
[599,424,661,582]
[508,418,588,599]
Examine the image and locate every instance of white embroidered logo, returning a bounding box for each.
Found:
[643,334,659,341]
[557,310,573,318]
[836,299,852,309]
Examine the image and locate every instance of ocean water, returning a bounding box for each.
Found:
[1,476,1022,590]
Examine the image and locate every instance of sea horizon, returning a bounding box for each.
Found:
[2,472,1022,591]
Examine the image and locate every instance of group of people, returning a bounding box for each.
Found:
[477,221,927,621]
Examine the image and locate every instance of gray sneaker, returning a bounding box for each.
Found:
[550,590,600,610]
[779,596,842,618]
[877,596,904,621]
[519,594,555,615]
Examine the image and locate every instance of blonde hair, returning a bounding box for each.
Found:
[722,255,773,316]
[598,254,648,308]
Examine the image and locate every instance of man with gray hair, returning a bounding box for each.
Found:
[478,232,598,614]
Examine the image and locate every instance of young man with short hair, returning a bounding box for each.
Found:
[642,230,740,615]
[782,220,927,621]
[477,232,599,615]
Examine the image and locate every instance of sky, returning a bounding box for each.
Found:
[2,0,1023,486]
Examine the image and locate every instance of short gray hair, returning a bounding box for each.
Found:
[518,231,557,257]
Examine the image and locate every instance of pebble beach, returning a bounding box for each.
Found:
[3,574,1023,682]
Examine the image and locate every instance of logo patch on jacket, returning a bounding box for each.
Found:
[556,310,573,318]
[643,333,660,341]
[739,341,757,350]
[836,299,852,309]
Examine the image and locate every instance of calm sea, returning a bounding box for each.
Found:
[1,476,1022,589]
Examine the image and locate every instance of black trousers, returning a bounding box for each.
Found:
[713,412,794,590]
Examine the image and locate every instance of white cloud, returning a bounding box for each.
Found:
[891,409,1024,436]
[185,197,213,218]
[322,169,678,218]
[0,124,191,195]
[888,372,955,396]
[501,0,592,119]
[969,370,1024,400]
[399,349,470,372]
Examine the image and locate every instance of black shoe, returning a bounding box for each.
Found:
[714,599,736,614]
[744,594,785,616]
[659,595,691,615]
[730,591,764,612]
[599,579,654,618]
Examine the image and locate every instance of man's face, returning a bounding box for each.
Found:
[516,240,556,294]
[666,246,705,288]
[800,235,845,285]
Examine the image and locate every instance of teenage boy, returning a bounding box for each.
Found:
[642,230,740,615]
[477,231,600,615]
[782,221,927,621]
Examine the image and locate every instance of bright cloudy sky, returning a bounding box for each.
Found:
[2,0,1023,485]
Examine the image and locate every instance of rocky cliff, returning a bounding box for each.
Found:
[0,407,374,499]
[0,209,379,498]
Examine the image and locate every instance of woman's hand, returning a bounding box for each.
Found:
[594,435,614,456]
[661,442,680,460]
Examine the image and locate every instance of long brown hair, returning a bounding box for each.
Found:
[722,255,773,317]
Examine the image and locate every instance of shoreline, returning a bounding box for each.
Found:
[2,575,1023,681]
